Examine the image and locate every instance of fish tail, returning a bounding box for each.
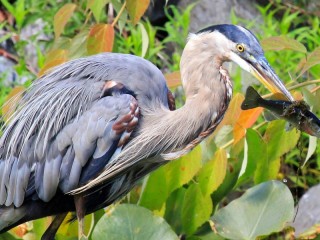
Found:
[241,86,263,110]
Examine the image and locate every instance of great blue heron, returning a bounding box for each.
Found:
[0,24,294,239]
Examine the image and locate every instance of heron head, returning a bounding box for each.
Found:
[198,24,294,101]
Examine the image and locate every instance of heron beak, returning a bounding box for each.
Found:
[229,52,294,101]
[249,57,294,101]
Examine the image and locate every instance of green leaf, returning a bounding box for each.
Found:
[181,184,213,236]
[254,120,300,183]
[112,0,128,33]
[87,0,110,22]
[15,0,26,29]
[302,88,320,113]
[238,129,265,185]
[264,120,300,158]
[198,149,227,196]
[164,188,187,233]
[68,29,89,59]
[0,0,15,19]
[211,160,240,206]
[261,35,307,53]
[139,146,202,210]
[0,232,19,240]
[191,232,225,240]
[214,125,233,148]
[298,47,320,78]
[91,204,179,240]
[138,23,149,58]
[303,136,317,167]
[138,167,168,210]
[32,218,50,238]
[126,0,150,25]
[55,213,93,239]
[54,3,77,39]
[212,180,294,240]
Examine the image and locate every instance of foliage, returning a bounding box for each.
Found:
[0,0,320,240]
[211,181,294,240]
[92,204,179,240]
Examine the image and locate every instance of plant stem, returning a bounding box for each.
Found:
[112,2,126,28]
[83,11,92,27]
[263,79,320,98]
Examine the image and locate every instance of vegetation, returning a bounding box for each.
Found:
[0,0,320,239]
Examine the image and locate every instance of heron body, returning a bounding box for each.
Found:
[0,24,293,238]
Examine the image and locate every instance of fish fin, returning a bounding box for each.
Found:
[263,110,280,122]
[285,122,295,132]
[241,86,263,110]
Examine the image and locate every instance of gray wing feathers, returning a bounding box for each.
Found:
[0,94,138,206]
[0,52,168,207]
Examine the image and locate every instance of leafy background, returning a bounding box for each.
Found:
[0,0,320,239]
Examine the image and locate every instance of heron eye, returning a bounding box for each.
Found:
[236,44,245,52]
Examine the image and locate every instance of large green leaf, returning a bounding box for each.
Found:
[181,184,213,236]
[164,188,187,233]
[197,148,227,196]
[261,35,307,53]
[126,0,150,25]
[211,158,241,207]
[255,120,300,183]
[87,0,110,22]
[302,88,320,113]
[138,167,168,210]
[212,180,294,240]
[54,3,77,39]
[139,146,202,210]
[112,0,128,33]
[68,29,89,59]
[237,129,265,185]
[0,232,19,240]
[298,47,320,78]
[304,135,317,167]
[91,204,178,240]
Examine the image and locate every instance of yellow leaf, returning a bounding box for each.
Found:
[38,49,69,77]
[233,107,263,144]
[2,86,25,122]
[87,0,110,22]
[54,3,77,39]
[165,71,181,88]
[198,148,227,196]
[298,47,320,78]
[126,0,150,25]
[87,24,114,55]
[10,223,28,238]
[208,93,244,142]
[261,35,307,53]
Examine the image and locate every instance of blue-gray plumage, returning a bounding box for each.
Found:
[0,24,294,239]
[198,24,263,55]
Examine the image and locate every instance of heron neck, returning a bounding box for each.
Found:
[180,34,232,126]
[125,34,233,161]
[164,35,233,156]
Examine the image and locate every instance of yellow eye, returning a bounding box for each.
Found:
[236,44,245,52]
